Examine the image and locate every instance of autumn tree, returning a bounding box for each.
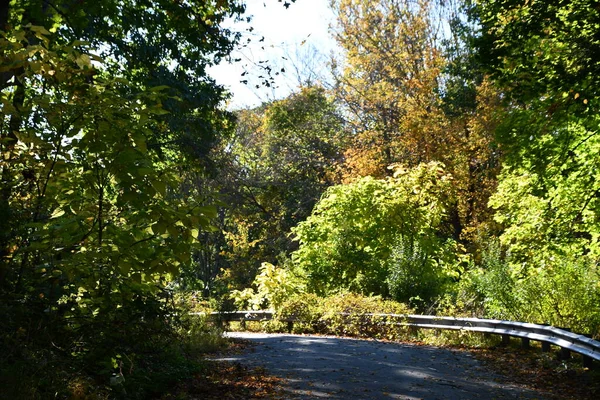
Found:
[331,0,502,247]
[332,0,446,177]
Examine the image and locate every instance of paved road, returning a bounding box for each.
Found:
[215,332,547,399]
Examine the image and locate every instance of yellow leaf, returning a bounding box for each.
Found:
[50,208,65,219]
[75,54,92,69]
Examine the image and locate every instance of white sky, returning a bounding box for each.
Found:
[208,0,337,110]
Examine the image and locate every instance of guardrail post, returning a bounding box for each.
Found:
[541,342,551,352]
[559,347,571,360]
[501,334,510,346]
[214,315,224,330]
[521,337,530,349]
[558,327,571,360]
[409,325,419,337]
[583,355,594,369]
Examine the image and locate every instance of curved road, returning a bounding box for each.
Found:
[215,332,548,399]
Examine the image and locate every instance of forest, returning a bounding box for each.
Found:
[1,0,599,398]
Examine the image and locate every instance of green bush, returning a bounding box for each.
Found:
[276,293,321,333]
[291,163,457,303]
[466,240,600,337]
[230,262,306,310]
[318,293,411,339]
[272,293,412,340]
[387,237,458,307]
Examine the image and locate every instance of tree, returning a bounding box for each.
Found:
[471,0,600,334]
[292,162,459,304]
[332,0,446,176]
[331,0,503,250]
[204,86,346,292]
[1,0,243,283]
[0,1,243,395]
[475,0,600,277]
[476,0,600,108]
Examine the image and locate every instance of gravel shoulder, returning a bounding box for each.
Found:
[212,332,548,399]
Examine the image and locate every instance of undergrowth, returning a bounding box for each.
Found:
[0,294,228,400]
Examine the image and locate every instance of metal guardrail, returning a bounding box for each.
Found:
[207,310,600,368]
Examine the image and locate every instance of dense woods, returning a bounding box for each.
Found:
[1,0,600,397]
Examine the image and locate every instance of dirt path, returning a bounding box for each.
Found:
[214,332,549,399]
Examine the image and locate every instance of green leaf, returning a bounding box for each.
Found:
[198,205,218,219]
[148,107,170,115]
[132,134,147,153]
[152,180,167,196]
[28,25,51,35]
[149,85,171,92]
[74,54,92,69]
[151,221,167,235]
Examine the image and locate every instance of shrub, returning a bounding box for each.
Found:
[318,293,411,339]
[291,163,457,304]
[468,240,600,337]
[230,262,306,310]
[272,292,412,340]
[276,293,322,333]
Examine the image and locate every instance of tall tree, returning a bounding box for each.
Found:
[331,0,502,247]
[1,0,244,277]
[332,0,446,177]
[476,0,600,262]
[0,1,244,394]
[204,86,346,291]
[473,0,600,333]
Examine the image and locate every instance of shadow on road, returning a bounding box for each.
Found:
[214,332,547,399]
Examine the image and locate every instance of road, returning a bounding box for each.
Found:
[215,332,548,399]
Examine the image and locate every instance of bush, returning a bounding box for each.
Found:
[276,293,321,333]
[230,262,306,310]
[467,241,600,337]
[318,293,411,339]
[291,163,456,302]
[387,237,458,307]
[0,289,232,400]
[272,292,413,340]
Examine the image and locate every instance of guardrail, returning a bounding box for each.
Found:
[206,310,600,368]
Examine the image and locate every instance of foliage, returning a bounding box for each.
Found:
[214,0,600,344]
[273,292,412,340]
[476,0,600,108]
[331,0,503,252]
[387,235,462,307]
[473,0,600,336]
[274,292,322,333]
[230,262,306,310]
[316,292,411,339]
[331,0,446,175]
[292,162,460,305]
[466,241,600,337]
[200,86,345,293]
[0,0,243,397]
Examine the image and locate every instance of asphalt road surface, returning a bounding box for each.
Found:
[216,332,547,399]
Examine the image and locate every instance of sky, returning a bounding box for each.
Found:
[208,0,337,110]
